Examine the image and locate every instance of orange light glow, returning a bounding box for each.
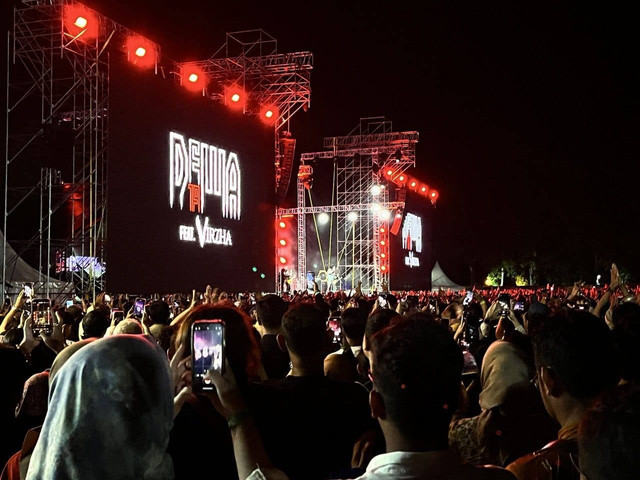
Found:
[181,65,207,92]
[64,5,99,41]
[279,239,287,246]
[279,256,287,265]
[279,221,286,229]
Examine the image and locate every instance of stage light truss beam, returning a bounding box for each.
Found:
[277,202,405,216]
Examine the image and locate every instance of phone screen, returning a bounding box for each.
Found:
[514,301,525,312]
[328,318,341,343]
[463,291,473,306]
[134,299,145,318]
[32,299,52,335]
[192,320,225,391]
[24,285,33,299]
[111,310,125,323]
[65,300,74,308]
[378,295,388,308]
[462,350,478,375]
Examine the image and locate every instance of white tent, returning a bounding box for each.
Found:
[1,232,72,297]
[431,261,464,291]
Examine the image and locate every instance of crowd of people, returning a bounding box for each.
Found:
[0,264,638,479]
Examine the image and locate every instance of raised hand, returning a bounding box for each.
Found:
[40,311,65,354]
[19,315,40,356]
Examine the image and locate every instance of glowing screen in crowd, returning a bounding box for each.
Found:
[107,57,274,292]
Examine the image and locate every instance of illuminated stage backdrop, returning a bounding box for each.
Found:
[107,59,275,292]
[389,191,434,291]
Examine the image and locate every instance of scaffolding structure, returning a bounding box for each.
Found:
[278,117,418,293]
[3,0,113,301]
[2,1,312,300]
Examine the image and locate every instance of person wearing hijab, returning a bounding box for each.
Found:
[26,335,174,480]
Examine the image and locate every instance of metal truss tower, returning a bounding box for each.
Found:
[3,0,112,300]
[279,117,418,293]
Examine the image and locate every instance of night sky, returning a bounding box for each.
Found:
[2,1,638,285]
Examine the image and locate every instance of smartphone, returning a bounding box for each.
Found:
[111,309,125,324]
[378,294,388,308]
[328,317,341,343]
[32,298,52,336]
[463,291,473,306]
[24,284,34,303]
[514,301,525,312]
[65,300,74,308]
[462,350,478,375]
[192,319,225,391]
[134,298,145,318]
[105,294,111,303]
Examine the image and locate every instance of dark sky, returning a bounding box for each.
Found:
[2,1,638,284]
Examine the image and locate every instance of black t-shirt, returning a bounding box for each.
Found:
[248,375,373,480]
[260,334,290,379]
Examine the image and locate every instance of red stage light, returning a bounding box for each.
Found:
[430,190,439,203]
[386,169,393,176]
[410,180,417,188]
[381,253,386,259]
[381,265,387,272]
[380,227,385,233]
[279,221,286,229]
[380,240,386,246]
[64,5,99,41]
[398,175,405,182]
[225,86,246,109]
[279,239,287,246]
[420,185,428,194]
[125,35,157,69]
[260,105,279,124]
[181,65,207,92]
[279,256,287,265]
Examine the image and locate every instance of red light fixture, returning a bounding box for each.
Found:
[125,35,157,69]
[381,265,387,272]
[398,175,405,182]
[279,221,286,229]
[380,227,385,233]
[420,185,428,194]
[380,240,386,246]
[279,256,287,265]
[279,239,287,246]
[260,105,279,124]
[386,169,393,176]
[225,86,246,109]
[64,5,99,41]
[181,64,207,92]
[430,190,439,203]
[410,180,417,188]
[381,253,386,259]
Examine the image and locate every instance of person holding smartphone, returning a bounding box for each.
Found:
[168,304,262,480]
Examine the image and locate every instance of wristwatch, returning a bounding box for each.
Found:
[227,410,251,430]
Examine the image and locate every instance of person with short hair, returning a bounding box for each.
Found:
[507,309,620,479]
[324,307,368,382]
[255,294,290,379]
[79,310,110,339]
[248,303,372,480]
[147,300,171,326]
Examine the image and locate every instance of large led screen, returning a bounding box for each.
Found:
[389,192,434,291]
[107,60,274,293]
